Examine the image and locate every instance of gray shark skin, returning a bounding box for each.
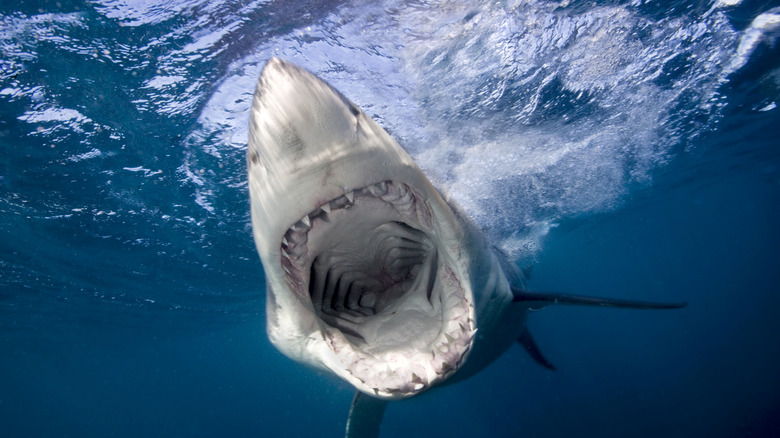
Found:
[247,58,685,438]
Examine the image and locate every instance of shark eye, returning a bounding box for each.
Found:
[348,102,360,117]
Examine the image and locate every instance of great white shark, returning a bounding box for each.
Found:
[247,58,685,437]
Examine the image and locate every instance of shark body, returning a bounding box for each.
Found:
[247,58,685,437]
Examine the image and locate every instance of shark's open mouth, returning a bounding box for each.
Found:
[279,180,475,398]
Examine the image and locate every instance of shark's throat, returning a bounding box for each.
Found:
[279,180,475,398]
[309,219,438,344]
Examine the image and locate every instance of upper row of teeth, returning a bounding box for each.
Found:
[281,180,423,255]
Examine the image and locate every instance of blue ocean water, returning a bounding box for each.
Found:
[1,0,779,436]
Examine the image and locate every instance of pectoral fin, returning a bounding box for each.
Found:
[512,288,687,309]
[517,327,557,371]
[346,391,389,438]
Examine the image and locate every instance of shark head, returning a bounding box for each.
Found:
[247,58,490,400]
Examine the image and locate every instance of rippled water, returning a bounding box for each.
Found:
[2,0,779,436]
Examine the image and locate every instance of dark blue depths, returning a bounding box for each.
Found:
[1,0,779,437]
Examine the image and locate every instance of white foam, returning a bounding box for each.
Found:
[724,7,780,76]
[181,0,744,261]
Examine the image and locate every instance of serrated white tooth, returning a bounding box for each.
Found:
[330,195,349,210]
[445,320,461,334]
[293,218,311,231]
[446,330,461,342]
[345,191,354,203]
[367,181,388,197]
[321,203,331,214]
[282,236,288,246]
[434,359,451,373]
[286,230,307,246]
[444,332,456,343]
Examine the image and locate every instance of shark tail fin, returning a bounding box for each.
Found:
[518,327,557,371]
[346,391,389,438]
[511,288,687,309]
